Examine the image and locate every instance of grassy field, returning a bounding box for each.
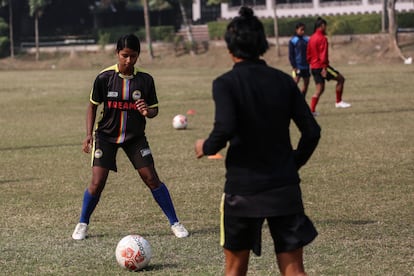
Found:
[0,51,413,275]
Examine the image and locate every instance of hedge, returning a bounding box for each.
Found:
[96,25,176,47]
[207,12,414,38]
[0,18,8,57]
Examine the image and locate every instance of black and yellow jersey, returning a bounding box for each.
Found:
[90,64,158,144]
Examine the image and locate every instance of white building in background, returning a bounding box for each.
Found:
[193,0,414,21]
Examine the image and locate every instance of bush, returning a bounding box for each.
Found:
[207,12,414,38]
[324,14,381,34]
[0,18,9,57]
[95,25,138,44]
[0,19,7,35]
[95,25,175,47]
[97,31,111,49]
[207,21,227,40]
[0,36,9,57]
[135,25,175,42]
[398,12,414,28]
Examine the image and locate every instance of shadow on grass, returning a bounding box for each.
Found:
[316,219,377,225]
[0,178,39,185]
[142,263,179,272]
[322,107,414,117]
[0,143,79,151]
[187,226,220,236]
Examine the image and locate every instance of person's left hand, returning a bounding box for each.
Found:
[194,139,205,158]
[136,99,148,116]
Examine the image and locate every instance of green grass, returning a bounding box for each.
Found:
[0,57,413,275]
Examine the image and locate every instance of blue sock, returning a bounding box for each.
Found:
[151,183,179,225]
[79,189,100,224]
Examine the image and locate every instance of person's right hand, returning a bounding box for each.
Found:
[321,68,327,78]
[82,135,93,153]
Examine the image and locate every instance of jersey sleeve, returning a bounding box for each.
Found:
[89,75,107,105]
[290,80,321,168]
[144,74,159,108]
[288,39,296,68]
[319,37,329,67]
[203,76,236,155]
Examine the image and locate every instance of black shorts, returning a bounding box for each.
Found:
[92,136,154,171]
[311,65,340,84]
[221,212,318,256]
[292,68,310,78]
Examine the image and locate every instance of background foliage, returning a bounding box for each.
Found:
[0,17,8,57]
[0,44,413,274]
[208,12,414,39]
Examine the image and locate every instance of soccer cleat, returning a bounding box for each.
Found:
[72,222,88,240]
[171,222,189,238]
[335,101,351,108]
[312,111,319,117]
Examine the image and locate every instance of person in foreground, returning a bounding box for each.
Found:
[289,22,310,97]
[72,34,188,240]
[195,7,321,276]
[306,17,351,116]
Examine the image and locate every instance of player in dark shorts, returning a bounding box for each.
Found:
[307,17,351,115]
[195,7,320,276]
[72,34,188,240]
[289,22,310,97]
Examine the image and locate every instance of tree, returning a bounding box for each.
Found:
[177,0,194,55]
[381,0,387,32]
[28,0,51,61]
[0,0,14,58]
[271,0,280,57]
[142,0,154,59]
[164,0,194,55]
[386,0,409,62]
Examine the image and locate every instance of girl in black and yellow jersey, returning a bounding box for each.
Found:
[72,34,189,240]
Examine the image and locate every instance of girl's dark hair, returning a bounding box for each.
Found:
[116,34,141,53]
[295,22,305,30]
[224,6,269,60]
[314,17,327,32]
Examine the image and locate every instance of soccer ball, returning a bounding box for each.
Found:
[115,235,152,271]
[172,114,188,130]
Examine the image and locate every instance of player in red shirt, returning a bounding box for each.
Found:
[306,17,351,115]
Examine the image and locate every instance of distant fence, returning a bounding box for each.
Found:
[20,36,96,52]
[397,28,414,33]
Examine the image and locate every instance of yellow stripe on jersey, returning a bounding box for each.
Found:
[100,64,118,74]
[220,193,225,247]
[90,97,100,105]
[89,65,118,104]
[90,137,96,167]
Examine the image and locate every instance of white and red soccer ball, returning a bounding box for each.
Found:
[115,235,152,271]
[172,114,188,130]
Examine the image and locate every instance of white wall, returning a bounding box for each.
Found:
[193,0,414,20]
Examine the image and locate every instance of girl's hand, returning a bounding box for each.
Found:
[82,135,93,153]
[136,99,148,117]
[321,68,327,78]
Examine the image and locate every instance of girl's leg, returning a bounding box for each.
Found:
[138,165,188,237]
[73,166,109,240]
[276,248,308,276]
[224,248,250,276]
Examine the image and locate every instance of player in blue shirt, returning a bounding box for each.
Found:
[289,22,310,97]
